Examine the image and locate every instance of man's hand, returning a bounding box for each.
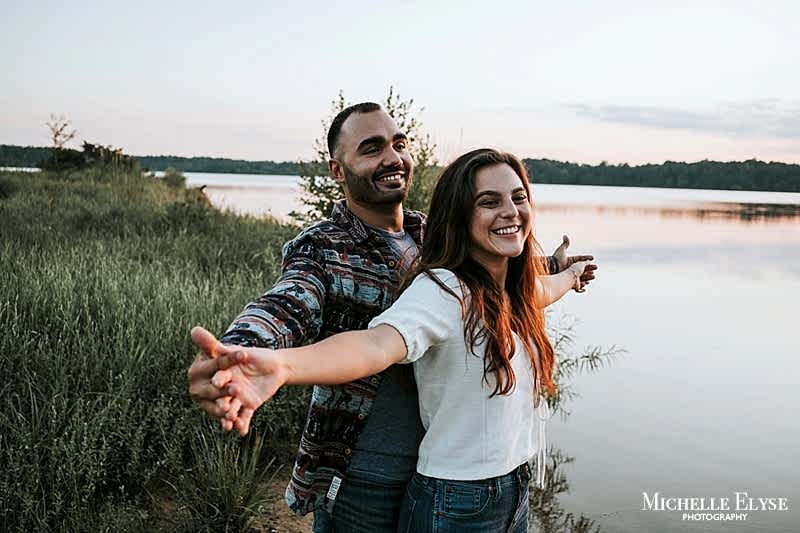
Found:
[188,326,241,432]
[208,343,290,436]
[552,234,597,290]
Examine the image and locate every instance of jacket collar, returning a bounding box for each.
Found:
[329,200,425,246]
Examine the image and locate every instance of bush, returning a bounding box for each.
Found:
[162,167,187,188]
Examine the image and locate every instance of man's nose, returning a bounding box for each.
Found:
[381,146,404,168]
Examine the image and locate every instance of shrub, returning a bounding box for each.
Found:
[163,167,187,188]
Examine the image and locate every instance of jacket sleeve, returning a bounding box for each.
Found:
[219,232,328,349]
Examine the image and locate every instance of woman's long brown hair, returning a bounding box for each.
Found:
[409,148,556,398]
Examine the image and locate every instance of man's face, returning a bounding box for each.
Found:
[332,110,414,206]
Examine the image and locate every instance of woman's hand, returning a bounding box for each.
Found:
[190,326,288,435]
[209,345,289,436]
[567,260,592,292]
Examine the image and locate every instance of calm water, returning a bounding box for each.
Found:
[185,172,800,532]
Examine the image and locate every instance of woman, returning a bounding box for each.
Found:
[206,148,590,532]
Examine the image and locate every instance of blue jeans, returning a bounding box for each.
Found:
[312,467,408,533]
[398,463,531,533]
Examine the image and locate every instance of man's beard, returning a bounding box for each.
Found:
[343,163,412,206]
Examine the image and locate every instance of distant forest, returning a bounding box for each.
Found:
[2,144,798,192]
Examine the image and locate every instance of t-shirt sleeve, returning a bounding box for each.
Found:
[368,269,464,363]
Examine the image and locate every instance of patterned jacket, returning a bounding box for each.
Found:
[219,200,426,515]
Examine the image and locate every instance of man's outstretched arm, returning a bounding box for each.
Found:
[187,234,328,434]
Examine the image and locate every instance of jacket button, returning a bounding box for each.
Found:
[388,260,396,267]
[357,413,366,420]
[344,447,352,455]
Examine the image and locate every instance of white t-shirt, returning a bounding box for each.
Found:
[368,268,548,481]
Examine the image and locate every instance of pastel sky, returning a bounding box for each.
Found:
[2,0,798,165]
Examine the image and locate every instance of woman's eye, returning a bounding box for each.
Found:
[513,195,528,203]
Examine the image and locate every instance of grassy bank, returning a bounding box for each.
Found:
[0,168,310,531]
[0,167,618,532]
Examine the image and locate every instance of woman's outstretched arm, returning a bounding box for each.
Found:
[535,260,591,307]
[190,325,407,434]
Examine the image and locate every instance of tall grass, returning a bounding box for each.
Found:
[0,169,309,531]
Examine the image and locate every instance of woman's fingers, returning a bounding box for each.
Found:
[211,369,233,389]
[234,408,255,436]
[226,397,242,421]
[228,382,265,410]
[215,396,231,414]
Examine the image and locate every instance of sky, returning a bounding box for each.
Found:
[2,0,799,165]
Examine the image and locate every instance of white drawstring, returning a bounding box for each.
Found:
[535,399,550,489]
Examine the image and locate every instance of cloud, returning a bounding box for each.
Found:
[568,99,800,139]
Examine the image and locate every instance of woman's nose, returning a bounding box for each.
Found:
[500,199,519,218]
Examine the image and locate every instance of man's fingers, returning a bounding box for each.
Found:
[187,354,221,381]
[221,418,234,432]
[189,379,230,402]
[553,235,570,256]
[197,399,227,419]
[190,326,233,359]
[580,263,598,282]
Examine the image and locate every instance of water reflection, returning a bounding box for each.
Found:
[530,448,601,533]
[537,202,800,224]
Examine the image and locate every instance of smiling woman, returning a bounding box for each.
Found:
[469,163,533,284]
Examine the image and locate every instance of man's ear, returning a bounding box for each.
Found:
[329,159,345,185]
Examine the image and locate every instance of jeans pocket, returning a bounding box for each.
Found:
[398,483,418,533]
[440,481,491,519]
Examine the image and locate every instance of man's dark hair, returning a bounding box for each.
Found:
[327,102,382,158]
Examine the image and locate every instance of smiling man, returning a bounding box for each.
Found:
[188,102,595,532]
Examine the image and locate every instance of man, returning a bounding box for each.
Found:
[188,102,596,532]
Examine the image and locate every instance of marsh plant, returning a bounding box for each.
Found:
[0,168,307,531]
[164,428,279,532]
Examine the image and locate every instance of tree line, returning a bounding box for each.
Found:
[2,143,798,192]
[524,158,800,192]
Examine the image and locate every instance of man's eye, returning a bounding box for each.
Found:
[395,141,408,150]
[364,146,379,154]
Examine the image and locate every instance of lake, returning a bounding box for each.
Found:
[183,172,799,532]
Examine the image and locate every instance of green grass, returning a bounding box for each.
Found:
[0,168,310,531]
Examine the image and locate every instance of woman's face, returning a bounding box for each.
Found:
[467,163,532,270]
